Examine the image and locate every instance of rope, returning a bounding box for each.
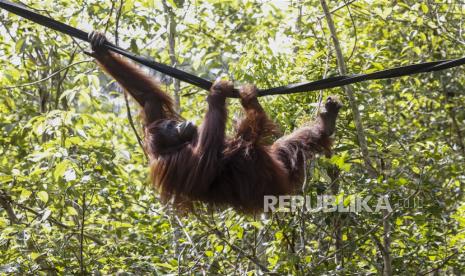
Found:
[1,0,465,97]
[259,58,465,96]
[0,0,213,91]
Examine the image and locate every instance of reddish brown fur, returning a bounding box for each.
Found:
[91,36,341,213]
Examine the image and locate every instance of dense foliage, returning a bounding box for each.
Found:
[1,0,464,274]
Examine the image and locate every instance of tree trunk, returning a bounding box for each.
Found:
[163,0,181,112]
[319,1,392,274]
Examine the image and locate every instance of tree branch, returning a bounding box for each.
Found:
[193,213,270,273]
[13,200,104,245]
[320,0,377,178]
[0,60,93,90]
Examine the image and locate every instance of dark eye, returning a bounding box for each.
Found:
[166,121,175,130]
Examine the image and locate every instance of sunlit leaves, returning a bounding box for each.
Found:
[19,189,32,201]
[53,160,73,182]
[66,206,78,216]
[330,151,351,172]
[37,191,49,203]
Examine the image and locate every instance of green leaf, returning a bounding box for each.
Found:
[54,160,70,182]
[166,0,177,8]
[330,152,351,172]
[67,206,78,216]
[268,254,279,266]
[37,191,49,203]
[30,252,41,260]
[0,175,13,184]
[421,3,429,13]
[397,178,408,186]
[380,7,392,19]
[249,221,262,229]
[20,189,32,201]
[15,38,25,53]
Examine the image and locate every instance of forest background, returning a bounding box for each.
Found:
[0,0,464,274]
